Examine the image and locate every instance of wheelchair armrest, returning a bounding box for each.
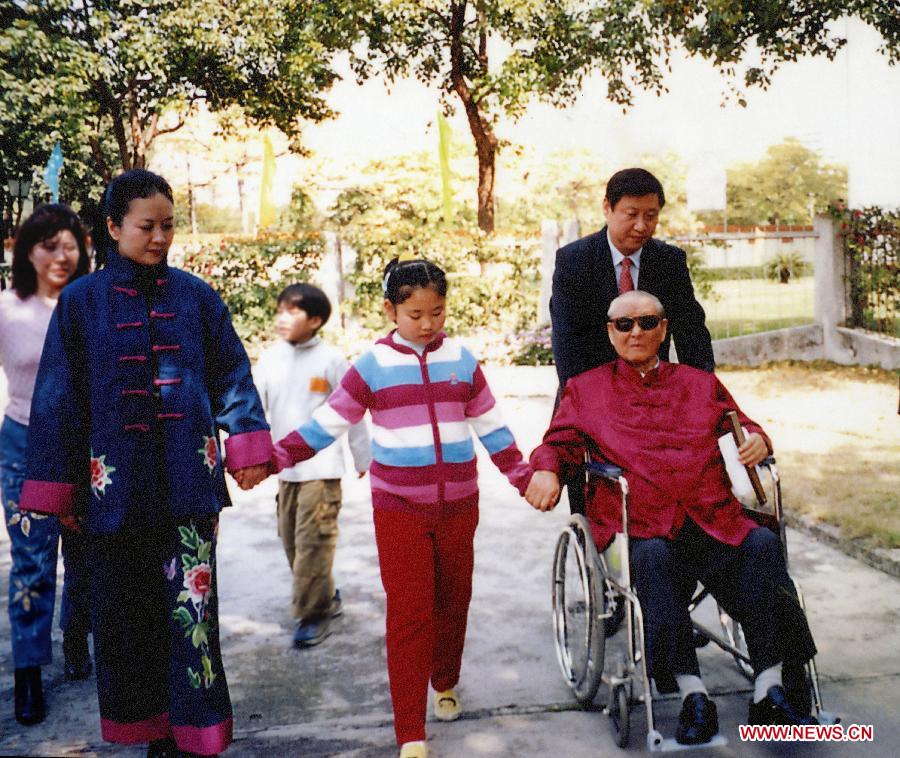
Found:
[585,461,624,480]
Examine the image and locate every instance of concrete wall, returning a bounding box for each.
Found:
[833,327,900,370]
[691,233,816,268]
[711,324,824,366]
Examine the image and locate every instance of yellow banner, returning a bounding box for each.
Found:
[437,111,453,224]
[258,134,277,230]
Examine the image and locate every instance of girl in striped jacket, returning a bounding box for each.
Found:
[264,256,536,758]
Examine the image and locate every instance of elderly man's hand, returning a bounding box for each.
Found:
[738,433,768,468]
[526,470,560,511]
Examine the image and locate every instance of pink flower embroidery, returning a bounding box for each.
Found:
[184,563,212,603]
[198,435,217,472]
[90,451,115,499]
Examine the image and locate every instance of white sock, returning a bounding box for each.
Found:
[753,663,783,703]
[676,674,708,700]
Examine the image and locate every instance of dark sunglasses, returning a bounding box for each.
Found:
[609,315,662,333]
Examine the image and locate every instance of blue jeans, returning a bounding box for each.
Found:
[2,415,59,667]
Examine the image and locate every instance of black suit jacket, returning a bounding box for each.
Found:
[550,227,715,386]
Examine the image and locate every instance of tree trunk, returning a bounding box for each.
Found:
[449,1,497,234]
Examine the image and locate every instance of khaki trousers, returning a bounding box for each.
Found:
[277,479,342,621]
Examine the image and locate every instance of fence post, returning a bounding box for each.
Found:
[561,218,581,246]
[813,214,855,364]
[539,220,560,325]
[321,231,345,327]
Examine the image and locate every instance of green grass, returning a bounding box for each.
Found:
[719,363,900,550]
[698,276,814,339]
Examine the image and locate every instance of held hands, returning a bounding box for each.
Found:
[233,463,270,491]
[525,470,560,512]
[737,432,768,468]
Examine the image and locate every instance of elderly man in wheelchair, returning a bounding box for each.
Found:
[525,290,820,747]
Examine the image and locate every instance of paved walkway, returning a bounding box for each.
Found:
[1,368,899,756]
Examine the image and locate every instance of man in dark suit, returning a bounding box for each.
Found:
[551,167,715,514]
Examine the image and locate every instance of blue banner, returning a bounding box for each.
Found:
[42,142,63,203]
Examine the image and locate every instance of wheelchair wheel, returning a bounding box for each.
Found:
[552,515,605,705]
[717,606,754,680]
[609,683,630,748]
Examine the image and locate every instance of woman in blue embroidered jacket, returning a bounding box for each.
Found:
[20,170,271,757]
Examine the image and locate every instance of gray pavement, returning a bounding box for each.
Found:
[1,367,899,756]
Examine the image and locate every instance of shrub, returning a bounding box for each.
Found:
[764,251,809,283]
[181,233,325,344]
[509,324,555,366]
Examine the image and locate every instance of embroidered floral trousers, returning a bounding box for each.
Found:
[87,513,232,755]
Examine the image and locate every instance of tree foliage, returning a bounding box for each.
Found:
[346,0,898,234]
[0,0,352,201]
[714,138,848,226]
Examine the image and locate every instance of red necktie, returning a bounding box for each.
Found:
[619,257,635,294]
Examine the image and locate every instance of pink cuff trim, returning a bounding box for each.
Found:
[20,480,76,516]
[150,310,175,319]
[101,712,170,744]
[113,286,138,297]
[172,718,233,755]
[224,429,273,472]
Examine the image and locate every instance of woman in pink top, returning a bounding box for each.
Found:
[0,204,91,726]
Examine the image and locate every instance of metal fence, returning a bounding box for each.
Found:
[841,214,900,339]
[668,230,817,340]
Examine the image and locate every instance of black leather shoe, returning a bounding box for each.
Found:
[63,633,93,680]
[782,660,812,716]
[675,692,719,745]
[749,685,818,726]
[147,737,178,758]
[14,666,45,726]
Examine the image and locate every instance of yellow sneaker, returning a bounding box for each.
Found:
[433,688,462,721]
[399,740,428,758]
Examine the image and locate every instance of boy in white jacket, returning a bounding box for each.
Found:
[255,284,371,647]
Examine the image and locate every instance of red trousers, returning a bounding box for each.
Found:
[373,507,479,745]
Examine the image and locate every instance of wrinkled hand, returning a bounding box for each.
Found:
[233,463,270,491]
[738,433,768,468]
[525,470,560,512]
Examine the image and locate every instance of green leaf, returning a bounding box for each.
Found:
[179,526,199,550]
[201,654,217,687]
[172,606,193,630]
[191,621,209,649]
[181,554,198,573]
[197,540,211,562]
[187,667,202,689]
[176,590,191,603]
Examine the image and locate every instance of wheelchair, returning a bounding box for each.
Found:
[551,457,838,750]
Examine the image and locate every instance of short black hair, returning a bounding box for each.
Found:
[605,168,666,210]
[382,257,448,305]
[94,168,174,264]
[277,283,332,329]
[12,204,91,298]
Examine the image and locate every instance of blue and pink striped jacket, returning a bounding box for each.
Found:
[272,331,533,518]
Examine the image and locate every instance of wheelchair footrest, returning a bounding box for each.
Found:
[649,734,729,752]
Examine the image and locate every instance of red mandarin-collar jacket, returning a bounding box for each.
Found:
[530,358,769,550]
